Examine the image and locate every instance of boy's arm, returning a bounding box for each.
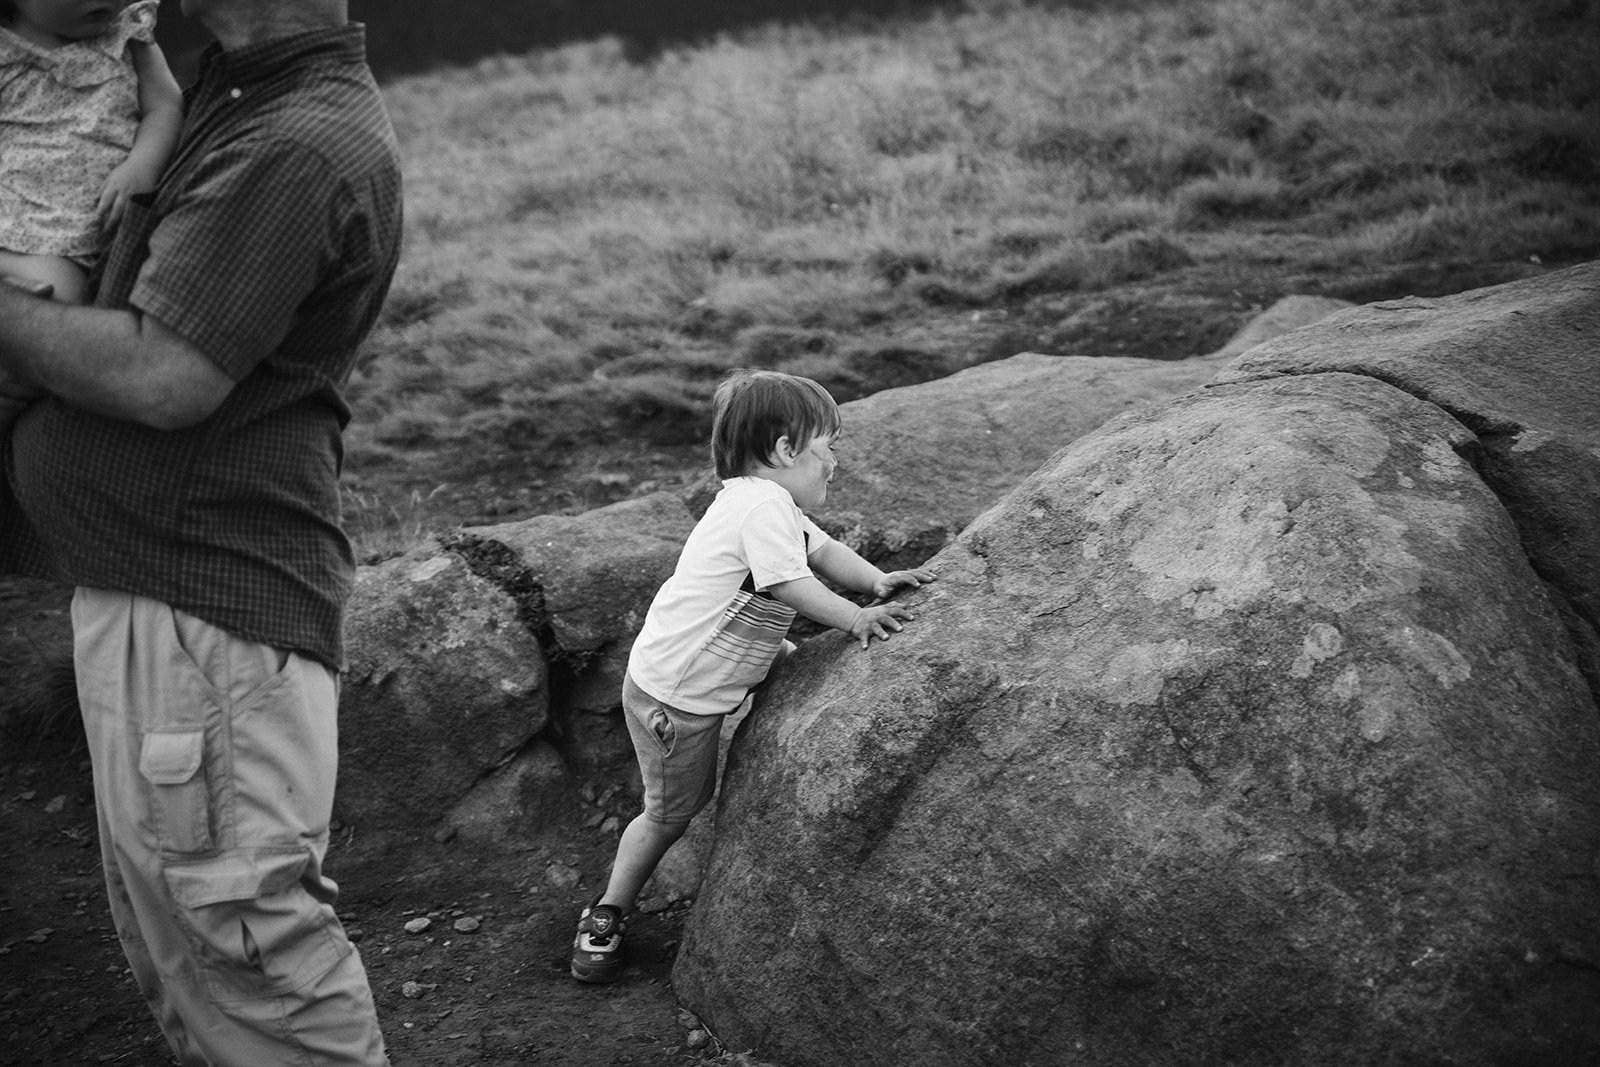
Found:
[809,538,937,601]
[768,575,915,650]
[98,42,184,229]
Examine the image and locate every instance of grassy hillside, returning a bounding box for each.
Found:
[342,0,1600,557]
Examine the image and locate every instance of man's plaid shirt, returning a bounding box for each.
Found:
[0,25,402,669]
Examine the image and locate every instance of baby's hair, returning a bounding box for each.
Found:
[711,369,841,480]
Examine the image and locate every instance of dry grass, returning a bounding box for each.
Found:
[343,0,1599,543]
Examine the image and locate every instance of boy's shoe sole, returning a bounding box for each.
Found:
[570,902,626,984]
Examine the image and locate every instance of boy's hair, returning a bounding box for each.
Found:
[711,369,841,480]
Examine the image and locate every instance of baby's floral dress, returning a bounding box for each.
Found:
[0,0,160,261]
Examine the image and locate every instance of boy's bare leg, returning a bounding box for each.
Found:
[599,814,689,914]
[0,249,88,305]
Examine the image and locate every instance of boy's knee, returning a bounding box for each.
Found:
[641,813,694,842]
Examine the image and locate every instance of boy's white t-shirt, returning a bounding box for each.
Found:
[628,476,830,716]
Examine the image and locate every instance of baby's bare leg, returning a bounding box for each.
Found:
[0,248,88,305]
[0,249,73,431]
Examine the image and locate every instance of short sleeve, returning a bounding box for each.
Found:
[742,497,816,591]
[802,513,832,556]
[114,1,160,48]
[0,29,31,69]
[132,140,343,379]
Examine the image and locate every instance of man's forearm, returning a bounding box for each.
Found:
[0,285,233,429]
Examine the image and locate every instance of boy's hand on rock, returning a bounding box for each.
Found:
[850,603,915,649]
[872,568,936,602]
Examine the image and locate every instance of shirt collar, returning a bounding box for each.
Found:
[195,22,367,89]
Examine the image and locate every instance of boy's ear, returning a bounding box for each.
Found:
[769,435,798,468]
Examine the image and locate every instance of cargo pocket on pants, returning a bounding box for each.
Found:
[139,729,213,853]
[164,850,345,1002]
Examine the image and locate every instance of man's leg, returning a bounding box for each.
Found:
[75,588,388,1066]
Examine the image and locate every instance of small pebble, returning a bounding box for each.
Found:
[545,863,581,890]
[452,916,481,934]
[404,917,431,934]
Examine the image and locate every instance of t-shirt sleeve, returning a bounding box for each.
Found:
[802,514,831,557]
[131,140,343,381]
[742,498,816,591]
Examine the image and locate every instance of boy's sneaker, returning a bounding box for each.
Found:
[570,900,627,984]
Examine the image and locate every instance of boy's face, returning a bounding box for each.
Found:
[784,431,838,510]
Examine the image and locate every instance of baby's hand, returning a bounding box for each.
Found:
[849,602,916,650]
[98,159,161,232]
[871,567,936,602]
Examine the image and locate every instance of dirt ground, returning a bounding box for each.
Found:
[0,256,1548,1065]
[0,705,734,1067]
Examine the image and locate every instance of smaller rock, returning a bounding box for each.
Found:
[453,916,482,934]
[687,1029,712,1050]
[403,917,432,935]
[432,825,458,844]
[23,929,52,944]
[545,862,581,890]
[44,795,66,815]
[401,981,433,999]
[676,1010,700,1030]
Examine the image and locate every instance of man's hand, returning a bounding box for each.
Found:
[871,567,937,602]
[0,370,44,405]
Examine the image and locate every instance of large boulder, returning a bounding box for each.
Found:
[1204,294,1355,361]
[686,296,1352,570]
[338,550,549,828]
[1216,263,1600,691]
[672,266,1600,1066]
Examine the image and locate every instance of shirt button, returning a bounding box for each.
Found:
[230,88,242,99]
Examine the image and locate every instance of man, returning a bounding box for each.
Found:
[0,1,401,1062]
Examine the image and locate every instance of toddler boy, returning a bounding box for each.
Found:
[570,368,936,983]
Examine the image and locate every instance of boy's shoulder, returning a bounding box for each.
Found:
[708,476,800,518]
[692,477,806,536]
